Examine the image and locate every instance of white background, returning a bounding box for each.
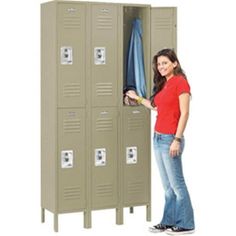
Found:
[0,0,236,235]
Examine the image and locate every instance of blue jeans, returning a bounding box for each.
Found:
[153,133,195,229]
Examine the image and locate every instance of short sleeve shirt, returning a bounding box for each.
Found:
[154,75,191,134]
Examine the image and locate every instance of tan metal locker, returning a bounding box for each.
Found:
[41,0,177,232]
[91,4,119,107]
[122,106,150,205]
[91,107,118,209]
[119,6,152,223]
[57,3,86,108]
[41,1,58,230]
[57,108,86,212]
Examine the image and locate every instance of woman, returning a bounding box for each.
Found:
[126,48,195,235]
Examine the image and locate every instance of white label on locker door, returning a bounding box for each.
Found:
[61,150,73,168]
[61,46,73,65]
[126,147,137,164]
[94,47,106,65]
[95,148,106,166]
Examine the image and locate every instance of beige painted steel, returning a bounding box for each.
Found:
[151,7,177,56]
[91,107,118,209]
[41,1,57,214]
[91,4,119,107]
[57,3,86,108]
[122,106,150,205]
[120,6,151,222]
[57,108,86,212]
[150,7,177,111]
[41,0,177,231]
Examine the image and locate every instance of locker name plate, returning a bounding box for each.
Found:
[94,47,106,65]
[61,150,73,168]
[95,148,106,166]
[126,147,137,164]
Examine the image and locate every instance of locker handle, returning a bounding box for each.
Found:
[100,111,108,115]
[132,110,141,114]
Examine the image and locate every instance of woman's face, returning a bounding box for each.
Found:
[157,55,177,79]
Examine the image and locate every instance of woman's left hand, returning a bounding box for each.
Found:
[169,140,181,158]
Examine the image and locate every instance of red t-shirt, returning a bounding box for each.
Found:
[154,75,191,134]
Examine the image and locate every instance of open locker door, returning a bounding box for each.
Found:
[150,7,177,92]
[151,7,177,58]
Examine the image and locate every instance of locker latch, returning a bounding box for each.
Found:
[126,147,137,164]
[61,150,73,168]
[95,148,106,166]
[61,46,73,65]
[94,47,106,65]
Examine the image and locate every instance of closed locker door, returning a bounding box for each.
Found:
[91,4,118,107]
[91,108,118,209]
[123,106,150,205]
[57,3,86,108]
[58,108,86,212]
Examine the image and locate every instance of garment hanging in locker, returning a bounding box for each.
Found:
[124,18,146,105]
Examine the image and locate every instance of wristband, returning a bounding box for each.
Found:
[137,96,144,104]
[174,137,182,143]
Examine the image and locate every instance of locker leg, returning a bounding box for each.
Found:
[116,207,123,225]
[146,204,151,222]
[54,213,58,232]
[84,210,91,228]
[41,208,45,223]
[129,207,134,214]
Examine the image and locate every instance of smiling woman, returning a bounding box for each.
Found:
[156,56,178,80]
[126,48,195,235]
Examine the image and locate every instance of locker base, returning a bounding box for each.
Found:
[41,205,150,232]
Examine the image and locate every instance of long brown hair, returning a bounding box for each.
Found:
[150,48,186,106]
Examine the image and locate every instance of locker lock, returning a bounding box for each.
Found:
[95,148,106,166]
[61,150,73,168]
[126,147,137,164]
[94,47,106,65]
[61,46,73,65]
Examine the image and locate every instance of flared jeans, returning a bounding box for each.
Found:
[153,132,195,229]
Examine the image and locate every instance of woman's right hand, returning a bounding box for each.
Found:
[126,90,139,100]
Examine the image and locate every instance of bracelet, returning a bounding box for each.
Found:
[174,137,182,143]
[137,96,144,104]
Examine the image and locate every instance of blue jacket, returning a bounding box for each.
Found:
[124,18,146,98]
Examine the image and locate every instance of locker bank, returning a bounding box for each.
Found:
[41,0,176,232]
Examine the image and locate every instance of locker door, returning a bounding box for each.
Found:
[91,107,118,209]
[150,7,177,96]
[151,7,177,57]
[123,106,150,205]
[91,4,118,107]
[57,3,86,108]
[58,108,86,212]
